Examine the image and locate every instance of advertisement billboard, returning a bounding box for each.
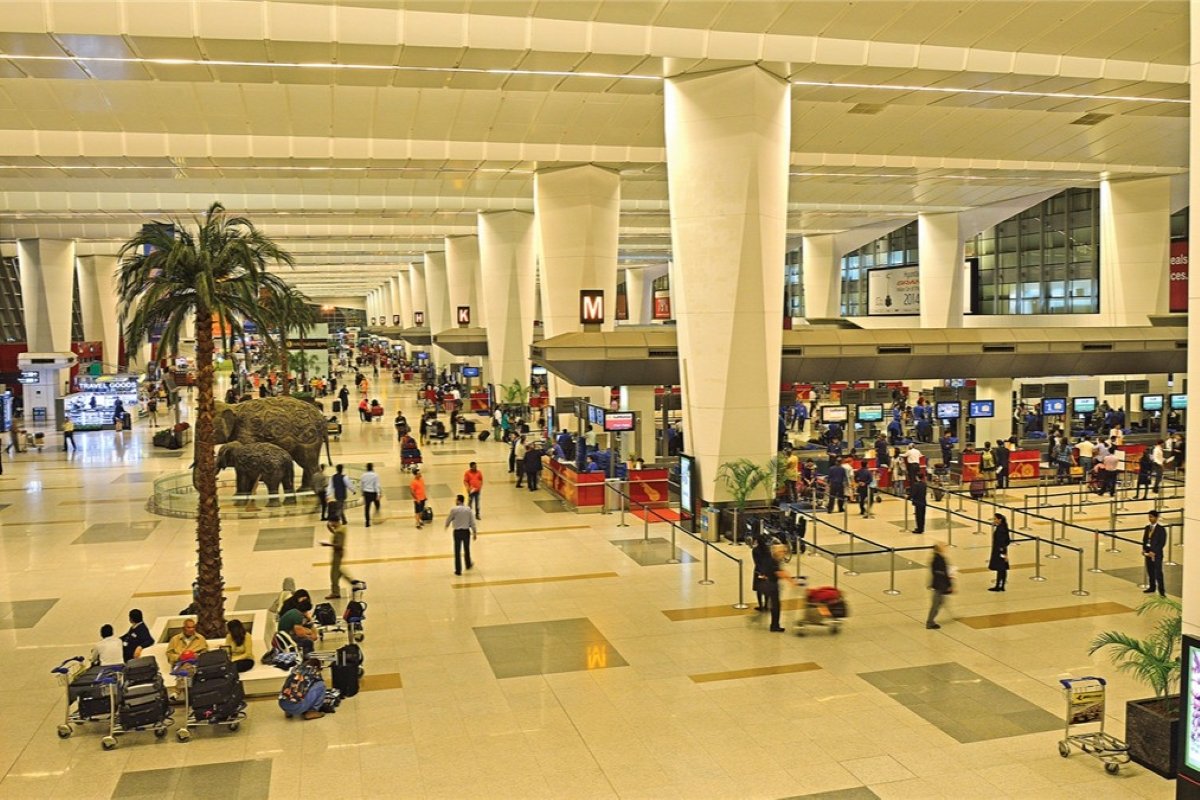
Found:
[1170,239,1188,313]
[867,265,920,316]
[603,412,635,432]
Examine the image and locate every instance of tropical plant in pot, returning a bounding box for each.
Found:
[1088,595,1181,778]
[716,458,770,542]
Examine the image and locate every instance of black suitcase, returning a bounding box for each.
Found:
[332,400,342,413]
[124,655,159,686]
[478,431,490,442]
[77,688,114,719]
[69,665,106,701]
[421,505,434,522]
[120,693,166,729]
[336,643,363,668]
[331,664,359,698]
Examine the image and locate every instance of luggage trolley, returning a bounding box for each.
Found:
[794,580,848,635]
[171,653,247,743]
[1057,676,1129,774]
[51,656,117,743]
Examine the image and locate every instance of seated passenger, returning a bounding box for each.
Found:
[120,608,155,661]
[90,624,124,667]
[277,594,319,654]
[166,617,210,699]
[225,619,255,673]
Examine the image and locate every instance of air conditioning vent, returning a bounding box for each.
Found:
[1177,341,1188,349]
[876,346,912,355]
[782,346,805,356]
[1071,113,1111,126]
[647,349,678,358]
[1081,343,1113,351]
[981,345,1015,353]
[849,103,886,115]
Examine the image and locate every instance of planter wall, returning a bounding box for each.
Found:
[1126,695,1180,779]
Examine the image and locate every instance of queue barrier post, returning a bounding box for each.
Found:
[1023,495,1030,528]
[1166,524,1179,568]
[903,497,909,531]
[975,498,983,535]
[1073,550,1090,597]
[699,542,714,585]
[845,539,859,577]
[618,489,629,528]
[1106,528,1121,555]
[643,504,650,542]
[1089,533,1103,574]
[884,549,900,596]
[666,521,681,565]
[946,507,955,549]
[1045,532,1061,559]
[1030,537,1046,582]
[732,557,750,609]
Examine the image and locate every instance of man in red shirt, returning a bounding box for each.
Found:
[463,461,484,519]
[410,469,427,528]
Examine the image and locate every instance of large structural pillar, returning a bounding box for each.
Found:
[918,212,965,329]
[619,385,657,462]
[972,378,1015,447]
[801,234,842,320]
[409,262,428,328]
[665,65,789,503]
[1100,176,1171,326]
[17,238,76,353]
[388,276,403,327]
[445,235,482,325]
[397,269,413,328]
[424,251,453,366]
[479,211,536,390]
[534,164,620,401]
[1183,4,1200,642]
[76,254,121,368]
[624,264,670,325]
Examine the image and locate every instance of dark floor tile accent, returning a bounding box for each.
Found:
[886,517,966,531]
[73,521,159,545]
[814,542,924,573]
[474,617,628,679]
[783,788,880,800]
[0,598,59,630]
[533,499,569,514]
[425,483,455,498]
[859,662,1060,744]
[1104,563,1181,596]
[253,526,315,552]
[111,758,272,799]
[610,537,697,566]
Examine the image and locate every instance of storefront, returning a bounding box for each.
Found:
[65,374,140,430]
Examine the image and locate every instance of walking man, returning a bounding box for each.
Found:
[330,464,352,523]
[62,417,77,452]
[523,441,543,491]
[410,468,427,528]
[463,461,484,519]
[360,462,381,527]
[926,542,953,629]
[312,464,329,521]
[905,442,922,485]
[1142,510,1167,597]
[445,494,477,575]
[321,503,356,599]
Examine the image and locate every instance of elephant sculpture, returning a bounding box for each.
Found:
[213,397,331,490]
[217,441,296,504]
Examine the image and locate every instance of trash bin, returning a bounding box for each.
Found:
[701,506,721,542]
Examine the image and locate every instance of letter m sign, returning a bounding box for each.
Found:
[580,290,604,324]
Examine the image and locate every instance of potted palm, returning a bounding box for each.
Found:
[1089,595,1181,778]
[118,202,295,638]
[716,458,770,543]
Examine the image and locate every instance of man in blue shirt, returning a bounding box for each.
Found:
[826,458,847,513]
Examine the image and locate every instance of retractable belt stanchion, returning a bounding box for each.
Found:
[733,557,749,609]
[1073,550,1090,596]
[665,518,681,565]
[1166,524,1179,567]
[884,550,900,596]
[1090,533,1103,574]
[1031,537,1046,582]
[700,543,713,585]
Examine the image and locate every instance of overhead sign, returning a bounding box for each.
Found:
[1103,380,1126,394]
[413,311,425,326]
[1170,240,1188,313]
[392,314,400,326]
[652,290,671,320]
[580,290,605,324]
[868,265,920,316]
[17,370,38,384]
[457,306,471,325]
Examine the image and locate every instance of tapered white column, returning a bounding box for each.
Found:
[801,234,842,319]
[76,255,121,367]
[397,269,413,328]
[424,251,453,365]
[918,212,965,329]
[367,290,377,325]
[17,238,75,352]
[972,378,1015,447]
[387,276,401,327]
[1100,176,1171,326]
[479,211,536,389]
[665,65,789,502]
[624,264,670,325]
[619,385,657,461]
[446,235,481,325]
[1183,3,1200,639]
[409,263,428,328]
[535,165,620,338]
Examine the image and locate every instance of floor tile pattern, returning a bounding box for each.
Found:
[474,617,629,679]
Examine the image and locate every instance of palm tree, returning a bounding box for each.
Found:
[258,280,316,393]
[117,202,294,637]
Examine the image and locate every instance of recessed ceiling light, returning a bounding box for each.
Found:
[791,79,1187,106]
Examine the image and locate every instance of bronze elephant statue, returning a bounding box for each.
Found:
[213,397,331,490]
[216,441,296,504]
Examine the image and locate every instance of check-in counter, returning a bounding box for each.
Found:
[543,459,670,513]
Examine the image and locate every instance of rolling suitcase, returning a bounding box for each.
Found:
[969,479,986,499]
[332,399,342,413]
[77,686,114,719]
[120,684,166,729]
[331,643,362,698]
[124,655,160,686]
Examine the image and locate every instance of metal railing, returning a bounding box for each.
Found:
[147,467,365,519]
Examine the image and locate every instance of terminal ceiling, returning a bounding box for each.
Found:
[0,0,1187,298]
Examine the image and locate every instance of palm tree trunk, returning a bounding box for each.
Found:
[192,310,226,638]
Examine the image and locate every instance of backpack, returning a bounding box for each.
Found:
[981,451,995,471]
[312,602,337,626]
[343,600,367,623]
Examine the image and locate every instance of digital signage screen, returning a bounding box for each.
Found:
[968,400,994,418]
[603,412,635,432]
[1141,394,1164,412]
[531,365,548,376]
[461,366,480,378]
[821,405,848,424]
[679,454,696,531]
[935,402,961,420]
[1042,398,1066,415]
[1179,635,1200,787]
[856,404,883,422]
[415,351,429,361]
[1171,394,1188,411]
[1072,397,1097,414]
[586,404,606,426]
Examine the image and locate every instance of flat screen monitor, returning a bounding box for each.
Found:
[415,351,429,361]
[603,412,635,432]
[1171,393,1188,411]
[545,406,556,437]
[935,402,961,420]
[679,454,696,530]
[1072,396,1097,414]
[1141,394,1164,412]
[1180,635,1200,785]
[821,405,848,424]
[1042,397,1066,415]
[856,404,883,422]
[587,405,605,426]
[531,365,548,376]
[461,366,480,378]
[968,400,994,419]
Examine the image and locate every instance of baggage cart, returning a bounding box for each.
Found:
[171,654,247,743]
[794,580,847,635]
[51,657,172,749]
[1057,676,1128,774]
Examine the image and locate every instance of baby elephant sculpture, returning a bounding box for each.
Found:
[216,441,296,505]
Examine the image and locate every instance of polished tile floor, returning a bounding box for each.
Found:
[0,376,1179,799]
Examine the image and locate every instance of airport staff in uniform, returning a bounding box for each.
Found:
[909,472,927,534]
[1142,510,1167,597]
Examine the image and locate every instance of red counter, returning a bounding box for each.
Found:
[544,460,670,513]
[469,391,489,412]
[1008,449,1041,484]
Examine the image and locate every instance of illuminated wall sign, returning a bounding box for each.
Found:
[414,311,425,326]
[580,290,604,324]
[17,371,38,384]
[457,306,471,325]
[392,314,400,326]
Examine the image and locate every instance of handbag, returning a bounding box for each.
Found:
[752,574,771,593]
